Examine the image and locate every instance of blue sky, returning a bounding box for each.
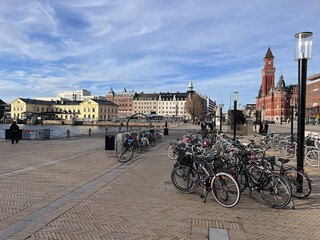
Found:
[0,0,319,109]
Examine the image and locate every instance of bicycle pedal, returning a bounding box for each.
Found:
[200,195,205,199]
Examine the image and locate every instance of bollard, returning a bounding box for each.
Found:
[67,129,70,138]
[88,128,92,136]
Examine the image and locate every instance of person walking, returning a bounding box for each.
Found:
[9,121,20,144]
[263,121,269,135]
[259,122,264,135]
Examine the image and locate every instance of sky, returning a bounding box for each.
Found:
[0,0,319,109]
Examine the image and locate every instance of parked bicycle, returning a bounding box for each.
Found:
[171,147,240,208]
[233,153,293,208]
[267,157,312,198]
[116,138,134,163]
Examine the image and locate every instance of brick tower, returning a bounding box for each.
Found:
[261,47,275,96]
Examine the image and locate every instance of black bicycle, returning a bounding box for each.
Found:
[116,138,134,163]
[171,150,240,208]
[268,157,312,199]
[234,154,292,209]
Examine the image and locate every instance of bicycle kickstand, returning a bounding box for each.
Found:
[202,188,210,203]
[290,198,295,210]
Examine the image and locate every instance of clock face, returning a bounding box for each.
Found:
[268,61,271,65]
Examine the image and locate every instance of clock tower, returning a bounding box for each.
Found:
[261,47,275,96]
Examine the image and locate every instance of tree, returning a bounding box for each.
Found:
[185,93,205,123]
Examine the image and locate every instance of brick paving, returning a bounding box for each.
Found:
[0,124,319,240]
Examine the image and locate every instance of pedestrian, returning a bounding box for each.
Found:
[9,121,20,144]
[201,121,206,130]
[258,122,263,135]
[264,121,269,135]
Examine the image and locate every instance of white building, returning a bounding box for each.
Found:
[58,89,91,101]
[157,92,188,118]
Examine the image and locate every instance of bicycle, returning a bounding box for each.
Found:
[279,138,319,167]
[305,148,320,168]
[171,150,240,208]
[233,153,292,208]
[116,138,134,163]
[269,157,312,198]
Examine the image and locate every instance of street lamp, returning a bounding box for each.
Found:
[294,32,313,192]
[233,92,239,140]
[219,104,224,133]
[290,99,295,142]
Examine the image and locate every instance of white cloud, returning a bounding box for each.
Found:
[0,0,319,105]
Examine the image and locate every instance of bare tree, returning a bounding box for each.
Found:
[185,93,205,123]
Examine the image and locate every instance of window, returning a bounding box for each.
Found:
[313,85,318,91]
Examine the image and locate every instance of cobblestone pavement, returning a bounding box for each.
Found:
[0,124,319,240]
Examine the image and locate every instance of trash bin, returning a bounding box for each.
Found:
[164,128,169,136]
[5,129,22,140]
[105,135,115,150]
[38,129,50,140]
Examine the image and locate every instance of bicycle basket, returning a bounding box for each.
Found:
[176,149,192,166]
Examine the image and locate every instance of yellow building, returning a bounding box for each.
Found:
[10,98,118,121]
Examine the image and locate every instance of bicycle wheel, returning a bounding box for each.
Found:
[167,144,179,160]
[211,172,240,208]
[116,147,133,163]
[260,173,292,208]
[269,139,280,151]
[285,169,312,198]
[171,165,199,193]
[280,143,295,158]
[149,137,156,147]
[234,167,248,193]
[305,149,319,167]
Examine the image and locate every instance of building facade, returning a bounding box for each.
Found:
[256,47,298,122]
[57,89,91,101]
[0,99,11,120]
[133,93,159,115]
[10,98,118,122]
[306,73,320,124]
[106,88,136,118]
[157,92,188,118]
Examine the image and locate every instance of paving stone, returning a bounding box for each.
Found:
[0,124,319,240]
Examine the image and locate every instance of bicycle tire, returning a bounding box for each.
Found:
[149,138,156,147]
[260,173,292,208]
[117,147,133,163]
[234,167,248,193]
[305,149,319,167]
[280,143,295,158]
[167,144,179,160]
[285,169,312,198]
[171,165,199,193]
[211,172,240,208]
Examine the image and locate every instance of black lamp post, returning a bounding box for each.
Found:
[294,32,313,192]
[233,92,239,140]
[219,104,224,133]
[290,99,295,142]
